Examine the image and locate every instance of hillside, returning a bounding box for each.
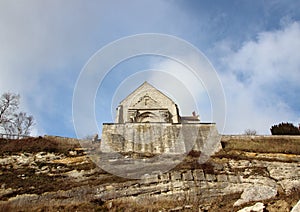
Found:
[0,135,299,211]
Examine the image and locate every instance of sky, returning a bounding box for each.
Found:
[0,0,300,137]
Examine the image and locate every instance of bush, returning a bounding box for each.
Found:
[244,129,257,135]
[270,122,300,135]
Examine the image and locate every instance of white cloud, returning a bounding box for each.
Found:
[148,60,210,117]
[0,1,98,135]
[228,22,300,83]
[0,2,136,135]
[145,55,228,134]
[0,0,197,136]
[1,1,299,136]
[218,21,300,134]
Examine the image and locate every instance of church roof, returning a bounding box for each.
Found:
[119,81,176,105]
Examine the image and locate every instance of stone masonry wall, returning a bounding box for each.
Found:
[101,123,221,154]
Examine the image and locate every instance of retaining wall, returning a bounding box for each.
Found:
[101,123,221,154]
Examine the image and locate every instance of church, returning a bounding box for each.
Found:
[115,81,200,124]
[101,82,220,154]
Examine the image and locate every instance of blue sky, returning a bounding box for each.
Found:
[0,0,300,137]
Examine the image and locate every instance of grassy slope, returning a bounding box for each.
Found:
[0,135,299,211]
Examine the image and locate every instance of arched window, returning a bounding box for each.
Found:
[136,112,159,123]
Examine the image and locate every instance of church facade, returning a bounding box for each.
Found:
[115,82,199,124]
[101,82,220,154]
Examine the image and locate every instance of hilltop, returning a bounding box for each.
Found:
[0,135,299,211]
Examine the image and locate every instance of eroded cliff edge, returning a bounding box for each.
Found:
[0,135,299,211]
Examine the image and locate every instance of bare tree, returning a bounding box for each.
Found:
[0,93,20,125]
[12,112,34,136]
[0,92,34,137]
[244,129,257,135]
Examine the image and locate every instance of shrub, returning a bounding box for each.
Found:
[270,122,300,135]
[244,129,257,135]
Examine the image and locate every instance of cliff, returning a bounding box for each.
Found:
[0,135,299,211]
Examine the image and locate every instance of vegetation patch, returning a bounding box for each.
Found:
[0,137,81,155]
[0,168,63,200]
[221,135,300,154]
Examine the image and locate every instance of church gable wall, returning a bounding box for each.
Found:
[116,82,180,123]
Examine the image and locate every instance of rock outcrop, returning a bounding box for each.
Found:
[0,135,299,211]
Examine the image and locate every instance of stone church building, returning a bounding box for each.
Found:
[115,82,200,124]
[101,82,220,154]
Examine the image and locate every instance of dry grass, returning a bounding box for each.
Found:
[221,135,300,154]
[92,192,245,212]
[0,201,102,212]
[51,156,88,164]
[0,135,299,211]
[0,167,64,199]
[0,137,81,155]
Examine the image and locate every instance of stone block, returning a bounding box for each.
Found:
[228,175,240,183]
[193,169,205,181]
[182,170,193,181]
[140,174,159,185]
[170,171,181,181]
[216,174,228,182]
[159,173,170,182]
[205,174,216,182]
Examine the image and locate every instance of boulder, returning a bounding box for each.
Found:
[291,200,300,212]
[237,202,264,212]
[234,185,277,206]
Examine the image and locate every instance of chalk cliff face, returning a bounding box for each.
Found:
[0,136,299,211]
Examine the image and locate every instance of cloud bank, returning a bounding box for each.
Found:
[219,21,300,134]
[1,1,299,136]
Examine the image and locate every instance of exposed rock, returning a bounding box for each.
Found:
[8,194,40,207]
[279,179,300,195]
[141,174,159,184]
[0,135,299,211]
[69,150,77,156]
[51,156,88,165]
[169,205,193,211]
[237,202,264,212]
[35,165,50,174]
[291,200,300,212]
[0,187,15,199]
[240,176,277,188]
[268,162,300,181]
[35,152,61,162]
[266,199,290,212]
[66,170,85,178]
[234,185,277,206]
